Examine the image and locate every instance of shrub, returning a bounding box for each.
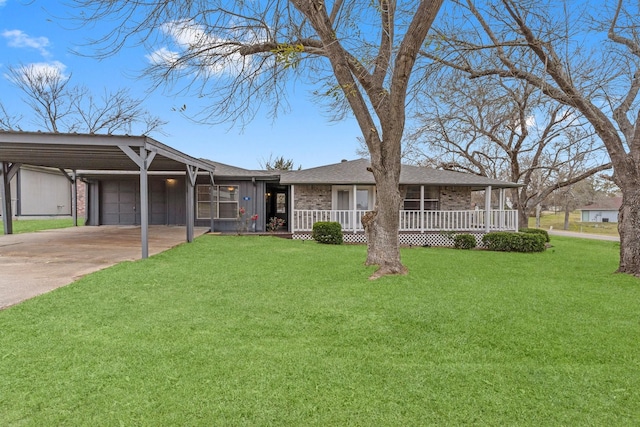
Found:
[520,227,550,242]
[453,233,477,250]
[482,232,546,253]
[267,217,286,232]
[312,222,343,245]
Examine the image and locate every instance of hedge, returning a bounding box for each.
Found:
[519,228,550,243]
[453,233,477,250]
[482,231,546,253]
[311,221,343,245]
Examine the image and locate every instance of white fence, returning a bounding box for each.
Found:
[293,209,518,233]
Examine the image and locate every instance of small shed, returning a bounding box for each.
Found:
[579,196,622,223]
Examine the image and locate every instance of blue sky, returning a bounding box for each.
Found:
[0,0,364,169]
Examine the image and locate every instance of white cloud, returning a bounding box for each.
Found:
[1,29,51,57]
[146,47,181,67]
[6,61,69,85]
[525,115,536,128]
[148,20,256,77]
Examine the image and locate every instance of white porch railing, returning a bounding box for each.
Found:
[293,209,518,233]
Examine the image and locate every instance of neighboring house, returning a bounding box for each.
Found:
[0,165,75,218]
[579,196,622,223]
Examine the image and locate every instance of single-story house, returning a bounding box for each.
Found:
[191,158,520,245]
[278,159,520,246]
[2,131,521,249]
[579,196,622,223]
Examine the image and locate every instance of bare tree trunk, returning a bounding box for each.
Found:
[535,204,542,228]
[362,158,407,279]
[516,201,530,229]
[563,203,571,230]
[617,186,640,276]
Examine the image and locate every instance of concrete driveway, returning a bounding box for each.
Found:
[0,225,209,310]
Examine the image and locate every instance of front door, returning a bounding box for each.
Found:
[266,184,289,231]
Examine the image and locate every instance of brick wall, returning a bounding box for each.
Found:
[294,185,332,210]
[439,186,472,210]
[76,181,87,216]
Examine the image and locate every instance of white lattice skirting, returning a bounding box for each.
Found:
[293,232,486,247]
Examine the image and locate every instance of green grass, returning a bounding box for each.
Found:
[1,236,639,425]
[529,211,619,237]
[1,218,78,234]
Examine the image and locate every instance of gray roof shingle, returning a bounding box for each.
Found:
[279,159,520,189]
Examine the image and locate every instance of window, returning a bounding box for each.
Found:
[356,189,370,210]
[196,185,239,219]
[332,186,375,210]
[403,186,439,210]
[276,193,286,213]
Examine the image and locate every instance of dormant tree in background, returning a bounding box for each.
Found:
[408,72,611,229]
[3,63,166,135]
[259,154,301,171]
[0,103,22,131]
[72,0,446,277]
[423,0,640,276]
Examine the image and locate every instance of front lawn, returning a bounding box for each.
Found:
[1,218,78,234]
[1,236,638,425]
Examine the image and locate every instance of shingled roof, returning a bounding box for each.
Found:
[278,159,519,189]
[580,196,622,211]
[200,160,280,180]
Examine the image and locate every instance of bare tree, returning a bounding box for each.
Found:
[259,154,301,171]
[0,102,22,131]
[72,0,446,277]
[7,64,73,132]
[409,72,611,228]
[5,64,166,135]
[422,0,640,276]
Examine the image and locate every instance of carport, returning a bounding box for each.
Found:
[0,131,216,258]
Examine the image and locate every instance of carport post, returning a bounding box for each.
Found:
[1,162,21,235]
[72,170,77,226]
[186,165,198,243]
[119,145,156,259]
[140,159,149,258]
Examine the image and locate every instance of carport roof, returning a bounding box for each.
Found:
[0,131,215,173]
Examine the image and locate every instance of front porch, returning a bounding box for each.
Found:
[291,209,518,246]
[292,209,519,233]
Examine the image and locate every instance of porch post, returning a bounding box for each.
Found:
[485,186,492,233]
[352,184,357,234]
[420,185,425,233]
[290,184,295,234]
[209,171,215,232]
[499,188,505,230]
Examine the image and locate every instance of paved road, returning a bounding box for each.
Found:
[0,225,209,310]
[547,229,619,241]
